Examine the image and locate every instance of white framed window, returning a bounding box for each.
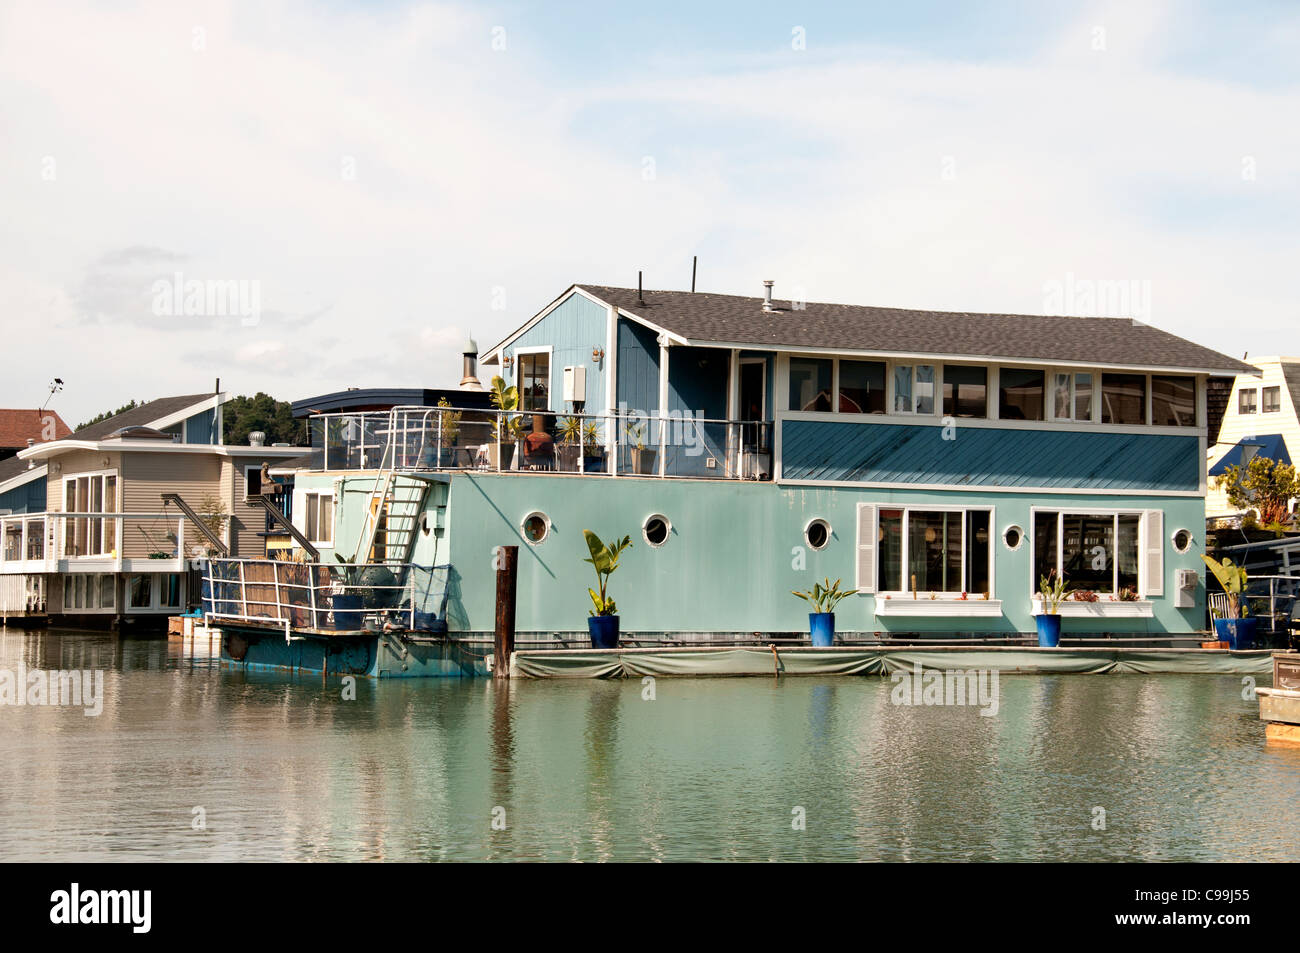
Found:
[875,506,993,596]
[893,363,937,415]
[304,491,334,544]
[1051,371,1096,422]
[1239,388,1258,415]
[514,345,553,412]
[243,464,263,501]
[1030,508,1148,597]
[1263,386,1282,414]
[61,469,119,558]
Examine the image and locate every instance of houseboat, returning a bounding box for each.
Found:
[0,391,303,628]
[206,280,1254,676]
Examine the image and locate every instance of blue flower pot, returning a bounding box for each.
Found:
[809,612,835,647]
[1035,614,1061,648]
[330,594,364,630]
[588,614,619,649]
[1214,617,1257,650]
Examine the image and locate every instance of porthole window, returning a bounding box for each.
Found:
[1003,525,1024,551]
[643,514,670,547]
[804,519,830,551]
[521,512,550,545]
[1172,528,1193,554]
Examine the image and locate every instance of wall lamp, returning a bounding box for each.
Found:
[592,347,605,365]
[501,355,514,370]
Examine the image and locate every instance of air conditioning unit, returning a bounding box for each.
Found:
[1176,568,1198,589]
[563,365,586,403]
[1174,567,1198,608]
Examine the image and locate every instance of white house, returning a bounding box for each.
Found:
[1207,356,1300,520]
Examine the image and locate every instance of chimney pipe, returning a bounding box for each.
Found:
[691,256,697,293]
[762,280,775,312]
[460,338,484,391]
[638,271,645,306]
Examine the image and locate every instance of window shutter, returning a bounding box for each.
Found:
[291,487,307,537]
[856,503,878,593]
[1144,509,1164,597]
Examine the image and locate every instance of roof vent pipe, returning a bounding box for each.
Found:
[460,339,485,392]
[762,280,775,312]
[638,271,645,306]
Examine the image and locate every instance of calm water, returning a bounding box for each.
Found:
[2,627,1298,862]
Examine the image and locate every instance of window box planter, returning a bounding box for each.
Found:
[875,598,1003,618]
[1029,598,1154,619]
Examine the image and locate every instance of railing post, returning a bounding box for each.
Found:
[309,564,319,629]
[436,409,443,469]
[658,411,667,477]
[237,559,248,621]
[494,545,518,678]
[273,560,284,624]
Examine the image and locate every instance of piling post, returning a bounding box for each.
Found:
[494,545,518,678]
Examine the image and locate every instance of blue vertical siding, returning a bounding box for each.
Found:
[780,419,1201,491]
[506,292,610,415]
[0,474,46,513]
[185,408,216,444]
[616,317,660,414]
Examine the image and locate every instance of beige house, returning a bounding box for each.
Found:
[0,393,301,626]
[1206,356,1299,520]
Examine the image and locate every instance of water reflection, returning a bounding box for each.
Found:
[0,628,1298,861]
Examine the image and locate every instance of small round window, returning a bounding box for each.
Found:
[643,514,670,547]
[521,512,549,545]
[1003,525,1024,551]
[1172,528,1193,554]
[804,519,830,551]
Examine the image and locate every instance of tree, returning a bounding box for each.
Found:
[221,393,305,446]
[1216,455,1300,527]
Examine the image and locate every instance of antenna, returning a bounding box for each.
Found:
[40,378,63,413]
[691,256,697,293]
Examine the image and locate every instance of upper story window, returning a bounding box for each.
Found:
[894,364,936,415]
[1101,373,1147,425]
[1151,375,1196,427]
[998,368,1044,421]
[518,352,550,411]
[304,492,333,544]
[1263,386,1282,414]
[838,360,886,413]
[1238,388,1257,415]
[1052,372,1095,422]
[789,357,833,412]
[943,365,987,418]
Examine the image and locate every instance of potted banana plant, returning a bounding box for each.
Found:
[556,416,582,471]
[1202,554,1255,649]
[583,529,631,648]
[489,375,525,469]
[626,420,657,475]
[791,577,858,646]
[1034,569,1068,647]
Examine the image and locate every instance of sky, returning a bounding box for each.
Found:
[1,0,1297,425]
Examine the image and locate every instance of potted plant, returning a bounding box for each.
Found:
[1202,554,1256,649]
[625,420,657,475]
[556,416,582,471]
[581,419,605,473]
[791,577,858,647]
[431,396,462,468]
[330,555,366,630]
[1034,569,1069,647]
[582,529,631,648]
[488,375,525,469]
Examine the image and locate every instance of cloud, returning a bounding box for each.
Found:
[0,0,1296,422]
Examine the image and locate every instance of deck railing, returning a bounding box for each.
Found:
[0,512,194,570]
[203,558,449,634]
[306,406,774,480]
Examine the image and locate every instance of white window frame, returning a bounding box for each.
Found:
[1028,507,1148,597]
[304,490,334,546]
[891,362,940,416]
[513,344,554,412]
[242,464,264,502]
[875,505,996,597]
[1048,370,1098,423]
[61,467,120,559]
[1238,387,1258,415]
[940,363,990,420]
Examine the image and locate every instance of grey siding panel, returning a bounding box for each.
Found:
[617,317,659,414]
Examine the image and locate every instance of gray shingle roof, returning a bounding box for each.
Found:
[71,394,214,441]
[575,285,1252,375]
